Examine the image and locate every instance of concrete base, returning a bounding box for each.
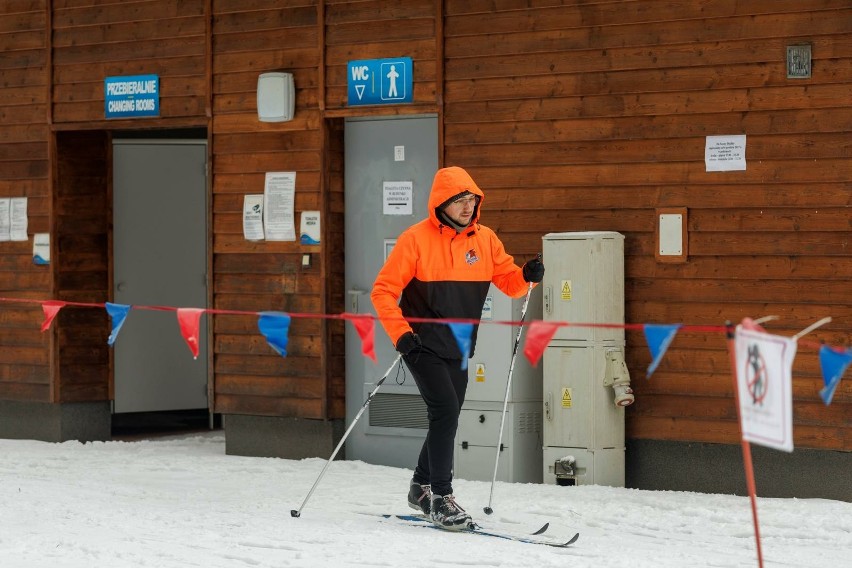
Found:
[224,414,344,460]
[627,439,851,502]
[0,400,111,443]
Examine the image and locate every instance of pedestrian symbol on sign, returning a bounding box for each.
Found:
[347,57,413,106]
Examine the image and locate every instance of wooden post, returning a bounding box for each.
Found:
[725,321,764,568]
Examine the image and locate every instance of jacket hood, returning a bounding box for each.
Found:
[427,166,485,229]
[429,166,485,227]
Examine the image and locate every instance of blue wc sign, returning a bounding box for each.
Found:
[347,57,413,106]
[104,75,160,118]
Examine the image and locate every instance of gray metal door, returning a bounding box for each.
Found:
[112,141,208,414]
[344,116,438,467]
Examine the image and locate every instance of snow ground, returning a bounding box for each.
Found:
[0,433,848,568]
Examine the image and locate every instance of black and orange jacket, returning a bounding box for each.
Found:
[371,166,529,360]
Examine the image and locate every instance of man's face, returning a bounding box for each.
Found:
[443,194,477,226]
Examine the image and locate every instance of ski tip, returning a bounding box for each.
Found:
[290,510,301,518]
[483,506,493,515]
[531,522,549,536]
[564,532,580,546]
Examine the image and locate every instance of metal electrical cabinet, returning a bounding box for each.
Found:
[454,284,543,483]
[541,232,630,487]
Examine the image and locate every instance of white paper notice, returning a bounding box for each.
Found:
[705,135,747,172]
[10,197,27,241]
[734,326,796,452]
[299,211,320,245]
[0,199,10,242]
[243,194,265,241]
[263,172,296,241]
[33,233,50,264]
[383,181,413,215]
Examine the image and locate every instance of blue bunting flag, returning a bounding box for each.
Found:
[643,324,681,378]
[818,345,852,406]
[258,312,292,357]
[105,303,131,346]
[447,322,473,370]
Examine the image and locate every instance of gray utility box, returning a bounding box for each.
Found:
[454,284,543,483]
[541,232,627,487]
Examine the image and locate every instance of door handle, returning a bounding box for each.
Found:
[347,289,367,313]
[544,391,553,421]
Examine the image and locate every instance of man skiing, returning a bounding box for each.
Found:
[371,166,545,529]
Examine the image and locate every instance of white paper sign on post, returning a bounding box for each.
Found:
[383,181,413,215]
[705,135,747,171]
[734,326,796,452]
[263,172,296,241]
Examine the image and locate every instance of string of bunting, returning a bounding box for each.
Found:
[4,296,850,407]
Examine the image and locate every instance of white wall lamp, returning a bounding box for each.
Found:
[257,72,295,122]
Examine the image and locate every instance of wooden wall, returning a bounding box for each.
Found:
[51,0,207,127]
[441,0,851,450]
[211,0,331,419]
[0,0,51,402]
[0,0,848,451]
[54,131,111,403]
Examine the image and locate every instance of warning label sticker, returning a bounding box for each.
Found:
[475,363,485,383]
[561,280,572,300]
[561,387,573,408]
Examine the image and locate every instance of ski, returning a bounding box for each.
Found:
[379,514,578,548]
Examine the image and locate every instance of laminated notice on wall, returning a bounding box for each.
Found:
[33,233,50,264]
[0,199,10,242]
[243,194,265,241]
[263,172,296,241]
[705,135,746,172]
[299,211,320,245]
[10,197,28,241]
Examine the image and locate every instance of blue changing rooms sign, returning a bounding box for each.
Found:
[105,74,159,118]
[347,57,413,106]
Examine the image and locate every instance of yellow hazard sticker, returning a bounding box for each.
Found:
[561,387,573,408]
[475,363,486,383]
[561,280,572,300]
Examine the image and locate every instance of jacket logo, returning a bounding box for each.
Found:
[465,249,479,265]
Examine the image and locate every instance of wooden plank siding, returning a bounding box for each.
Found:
[0,0,51,402]
[442,0,852,449]
[0,0,847,453]
[50,0,208,126]
[54,130,111,402]
[211,0,331,419]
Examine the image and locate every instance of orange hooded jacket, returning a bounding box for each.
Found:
[371,166,530,359]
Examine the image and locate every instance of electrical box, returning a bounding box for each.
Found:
[454,284,543,483]
[541,232,624,344]
[542,232,628,487]
[455,401,542,483]
[466,284,542,404]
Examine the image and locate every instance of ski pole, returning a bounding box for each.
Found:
[291,354,402,518]
[484,269,536,515]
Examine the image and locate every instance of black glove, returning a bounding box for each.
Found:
[395,332,422,355]
[522,257,545,283]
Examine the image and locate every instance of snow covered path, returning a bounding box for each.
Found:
[0,434,848,567]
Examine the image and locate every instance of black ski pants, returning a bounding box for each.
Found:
[404,350,468,497]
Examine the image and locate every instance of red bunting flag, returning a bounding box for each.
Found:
[40,301,67,332]
[176,308,205,359]
[349,315,377,363]
[523,321,564,367]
